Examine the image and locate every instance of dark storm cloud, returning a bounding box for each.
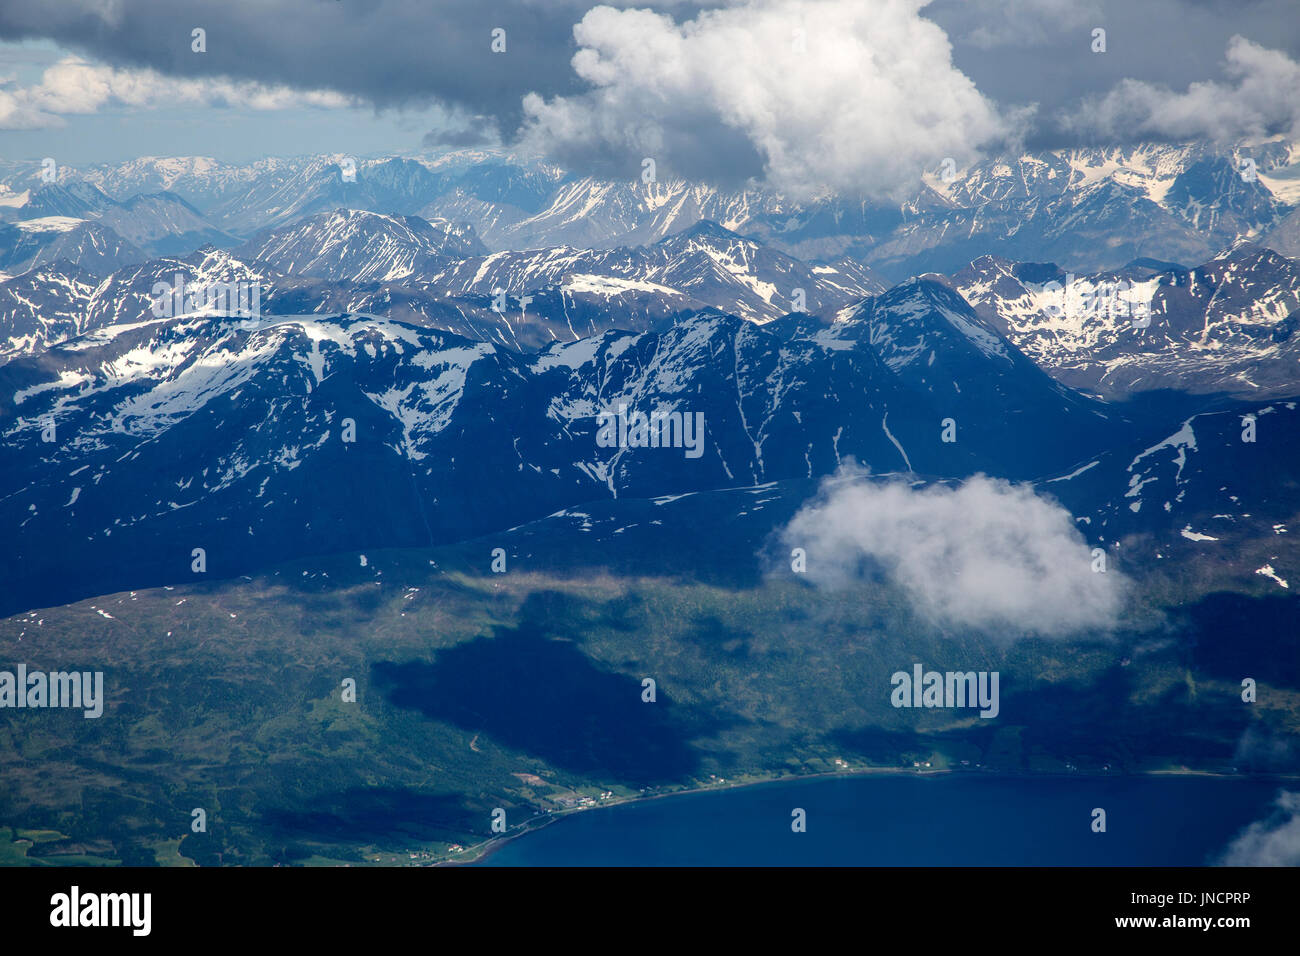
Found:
[927,0,1300,148]
[528,106,769,188]
[3,0,1298,181]
[421,120,500,149]
[0,0,596,136]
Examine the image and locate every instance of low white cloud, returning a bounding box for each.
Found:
[1066,36,1300,143]
[0,90,50,129]
[1217,791,1300,866]
[779,466,1126,638]
[519,0,1025,199]
[0,55,356,130]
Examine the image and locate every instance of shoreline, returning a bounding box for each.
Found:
[437,764,1300,867]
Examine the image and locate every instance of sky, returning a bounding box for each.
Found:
[1,0,1298,196]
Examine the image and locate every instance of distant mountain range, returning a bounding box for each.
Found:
[0,180,235,273]
[3,221,1294,400]
[2,140,1298,278]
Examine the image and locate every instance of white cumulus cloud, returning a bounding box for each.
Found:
[1217,791,1300,866]
[0,56,356,130]
[779,466,1127,638]
[1065,36,1300,143]
[519,0,1026,199]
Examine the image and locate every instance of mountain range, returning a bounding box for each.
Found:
[3,140,1299,277]
[1,137,1297,868]
[0,140,1296,616]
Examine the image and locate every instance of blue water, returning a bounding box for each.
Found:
[479,774,1288,866]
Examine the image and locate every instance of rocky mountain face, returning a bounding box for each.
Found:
[0,143,1296,619]
[951,244,1300,400]
[0,262,101,360]
[0,218,886,359]
[0,179,234,274]
[0,278,1140,615]
[4,140,1294,276]
[0,217,144,278]
[1045,400,1300,546]
[422,219,886,322]
[238,208,489,282]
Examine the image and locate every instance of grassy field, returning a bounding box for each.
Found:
[0,508,1296,866]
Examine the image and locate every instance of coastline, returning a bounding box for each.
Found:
[437,764,1300,867]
